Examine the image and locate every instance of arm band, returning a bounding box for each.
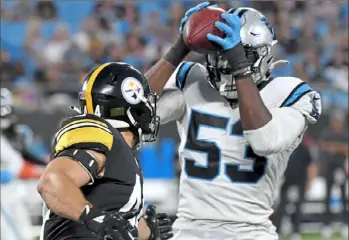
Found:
[222,42,251,78]
[57,148,99,184]
[163,37,190,67]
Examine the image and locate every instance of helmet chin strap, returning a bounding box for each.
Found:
[126,108,144,149]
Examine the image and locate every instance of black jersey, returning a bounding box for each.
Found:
[41,114,143,240]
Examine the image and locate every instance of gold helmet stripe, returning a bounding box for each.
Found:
[85,62,112,114]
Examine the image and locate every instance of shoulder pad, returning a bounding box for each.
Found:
[263,77,313,107]
[269,77,321,123]
[278,78,313,107]
[53,114,113,157]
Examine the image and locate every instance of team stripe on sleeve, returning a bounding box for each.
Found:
[280,82,312,107]
[54,119,113,156]
[176,62,195,90]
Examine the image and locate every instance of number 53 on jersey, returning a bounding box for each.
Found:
[183,110,267,184]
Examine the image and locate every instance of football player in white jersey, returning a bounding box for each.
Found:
[146,3,321,240]
[1,88,33,240]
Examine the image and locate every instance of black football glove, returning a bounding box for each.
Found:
[143,205,173,240]
[79,206,139,240]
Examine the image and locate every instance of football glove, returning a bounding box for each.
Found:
[207,13,251,78]
[143,205,173,240]
[179,1,216,35]
[80,206,139,240]
[207,13,241,51]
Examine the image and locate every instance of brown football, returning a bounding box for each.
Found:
[183,6,226,54]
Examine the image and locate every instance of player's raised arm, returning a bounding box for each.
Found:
[207,13,272,130]
[146,2,212,95]
[207,12,321,156]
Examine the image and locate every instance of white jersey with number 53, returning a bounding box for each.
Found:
[157,62,321,226]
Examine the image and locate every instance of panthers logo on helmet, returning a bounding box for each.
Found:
[260,16,276,40]
[121,77,145,105]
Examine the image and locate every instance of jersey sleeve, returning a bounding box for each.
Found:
[244,79,321,156]
[52,114,114,157]
[157,61,193,124]
[157,61,207,124]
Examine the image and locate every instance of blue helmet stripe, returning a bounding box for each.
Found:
[237,9,248,18]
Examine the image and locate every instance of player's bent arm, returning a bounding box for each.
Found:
[157,87,186,124]
[155,61,193,124]
[244,107,306,156]
[235,77,272,130]
[244,92,321,156]
[146,37,190,95]
[37,150,105,221]
[147,58,177,95]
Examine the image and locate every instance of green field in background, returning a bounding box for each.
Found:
[282,232,346,240]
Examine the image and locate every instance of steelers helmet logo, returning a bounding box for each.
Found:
[121,77,144,105]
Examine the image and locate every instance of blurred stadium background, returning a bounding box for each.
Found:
[0,0,348,240]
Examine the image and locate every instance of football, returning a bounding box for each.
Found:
[183,6,227,54]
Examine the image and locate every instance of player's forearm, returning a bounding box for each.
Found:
[244,107,306,156]
[37,170,89,221]
[222,42,271,130]
[235,77,272,130]
[146,58,176,95]
[146,37,190,95]
[138,218,151,240]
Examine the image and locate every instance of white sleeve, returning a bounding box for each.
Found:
[0,135,24,176]
[244,91,321,156]
[156,64,186,125]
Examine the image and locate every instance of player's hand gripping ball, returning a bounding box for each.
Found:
[179,1,213,35]
[182,4,228,53]
[207,13,242,51]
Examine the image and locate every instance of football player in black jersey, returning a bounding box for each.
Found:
[37,62,173,240]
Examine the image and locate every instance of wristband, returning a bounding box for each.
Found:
[163,37,190,67]
[234,67,252,80]
[222,42,250,76]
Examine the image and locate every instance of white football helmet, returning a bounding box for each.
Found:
[206,7,288,99]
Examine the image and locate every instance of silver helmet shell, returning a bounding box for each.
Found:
[206,7,287,99]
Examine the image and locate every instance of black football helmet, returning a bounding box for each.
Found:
[77,62,159,146]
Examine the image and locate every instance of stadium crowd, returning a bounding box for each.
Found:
[1,0,348,239]
[1,0,348,111]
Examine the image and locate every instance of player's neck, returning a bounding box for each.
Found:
[120,130,137,148]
